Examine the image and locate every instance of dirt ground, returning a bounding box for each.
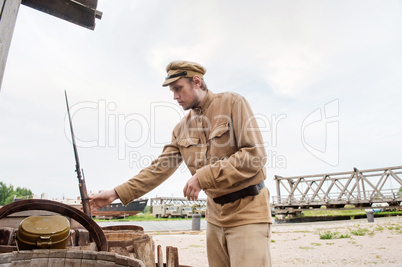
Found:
[151,216,402,267]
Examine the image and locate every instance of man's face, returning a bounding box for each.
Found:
[169,78,200,110]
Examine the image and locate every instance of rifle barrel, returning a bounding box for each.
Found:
[65,91,92,217]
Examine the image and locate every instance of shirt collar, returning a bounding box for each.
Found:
[192,90,214,115]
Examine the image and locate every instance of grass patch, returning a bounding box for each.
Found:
[339,233,351,239]
[319,230,352,239]
[301,209,402,218]
[351,228,369,236]
[318,223,390,239]
[311,243,321,246]
[319,231,334,239]
[302,208,366,217]
[376,211,402,216]
[299,246,314,250]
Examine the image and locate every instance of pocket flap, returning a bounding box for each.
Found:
[209,122,229,140]
[178,137,200,147]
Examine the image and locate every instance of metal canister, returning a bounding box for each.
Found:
[16,215,70,250]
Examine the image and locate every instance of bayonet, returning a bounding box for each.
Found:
[64,91,92,217]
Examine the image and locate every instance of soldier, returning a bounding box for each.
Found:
[89,60,272,266]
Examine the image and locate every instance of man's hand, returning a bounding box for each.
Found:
[183,174,202,201]
[88,189,119,213]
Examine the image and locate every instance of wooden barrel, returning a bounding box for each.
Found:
[0,249,145,266]
[102,225,144,244]
[102,225,154,267]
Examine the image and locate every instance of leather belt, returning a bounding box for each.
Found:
[213,181,265,205]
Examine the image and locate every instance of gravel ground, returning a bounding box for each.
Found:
[150,216,402,267]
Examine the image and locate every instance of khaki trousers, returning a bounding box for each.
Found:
[206,222,272,267]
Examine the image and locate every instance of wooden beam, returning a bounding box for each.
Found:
[21,0,102,30]
[0,0,22,91]
[157,245,163,267]
[166,246,179,267]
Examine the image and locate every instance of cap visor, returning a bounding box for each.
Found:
[162,76,181,87]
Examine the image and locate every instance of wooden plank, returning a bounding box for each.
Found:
[166,246,179,267]
[132,234,155,267]
[157,245,163,267]
[73,0,97,9]
[21,0,100,30]
[0,0,22,91]
[75,228,90,246]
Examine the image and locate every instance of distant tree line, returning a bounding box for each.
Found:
[0,181,33,205]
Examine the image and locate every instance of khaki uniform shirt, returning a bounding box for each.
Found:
[115,90,272,227]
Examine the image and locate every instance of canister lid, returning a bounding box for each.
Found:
[20,215,70,234]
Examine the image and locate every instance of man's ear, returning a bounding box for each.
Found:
[192,75,202,88]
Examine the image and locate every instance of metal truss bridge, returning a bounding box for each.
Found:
[273,166,402,209]
[150,197,207,207]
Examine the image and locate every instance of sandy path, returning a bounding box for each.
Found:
[150,216,402,266]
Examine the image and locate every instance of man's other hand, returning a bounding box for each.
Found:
[183,174,201,201]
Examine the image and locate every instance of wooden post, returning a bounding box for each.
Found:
[131,234,155,267]
[0,0,22,91]
[166,246,179,267]
[157,245,163,267]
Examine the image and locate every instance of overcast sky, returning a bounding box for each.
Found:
[0,0,401,202]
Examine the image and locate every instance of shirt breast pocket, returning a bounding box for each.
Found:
[209,122,236,158]
[178,137,202,168]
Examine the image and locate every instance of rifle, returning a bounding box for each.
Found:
[64,91,92,217]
